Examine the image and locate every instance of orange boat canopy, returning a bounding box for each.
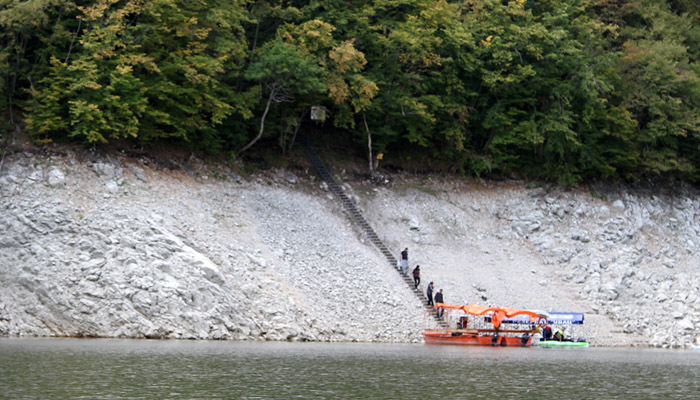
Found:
[435,303,547,329]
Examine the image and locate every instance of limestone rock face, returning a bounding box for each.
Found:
[0,152,422,343]
[2,150,700,348]
[363,179,700,348]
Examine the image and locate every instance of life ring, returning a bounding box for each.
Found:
[537,317,548,327]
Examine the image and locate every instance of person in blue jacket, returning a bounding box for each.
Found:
[426,281,434,306]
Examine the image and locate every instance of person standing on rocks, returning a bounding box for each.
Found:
[412,265,421,288]
[434,289,444,319]
[400,247,409,275]
[543,325,553,340]
[426,281,434,306]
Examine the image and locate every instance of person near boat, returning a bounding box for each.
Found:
[434,289,444,318]
[554,328,564,341]
[537,313,588,347]
[426,282,434,306]
[543,325,553,340]
[457,316,468,329]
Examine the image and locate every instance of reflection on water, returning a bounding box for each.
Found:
[1,338,700,399]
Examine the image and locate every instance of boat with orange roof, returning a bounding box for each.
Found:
[422,303,548,347]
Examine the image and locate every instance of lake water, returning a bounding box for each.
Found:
[2,338,700,399]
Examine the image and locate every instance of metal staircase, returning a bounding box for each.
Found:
[301,138,444,324]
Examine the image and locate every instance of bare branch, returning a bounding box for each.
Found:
[65,18,83,64]
[237,89,275,155]
[267,82,293,103]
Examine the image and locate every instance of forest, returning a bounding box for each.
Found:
[2,0,700,184]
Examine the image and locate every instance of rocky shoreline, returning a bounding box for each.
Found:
[1,149,698,348]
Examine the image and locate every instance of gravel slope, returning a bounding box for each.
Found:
[1,150,698,347]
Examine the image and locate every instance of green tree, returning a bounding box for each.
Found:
[0,0,78,124]
[241,37,326,154]
[458,0,638,183]
[25,0,253,150]
[296,0,460,166]
[615,1,700,178]
[240,18,377,160]
[138,0,253,149]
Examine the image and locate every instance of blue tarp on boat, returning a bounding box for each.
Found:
[491,312,584,325]
[540,312,584,325]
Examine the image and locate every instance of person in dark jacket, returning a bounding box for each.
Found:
[426,282,434,306]
[434,289,444,318]
[400,248,409,275]
[412,265,421,288]
[543,325,553,340]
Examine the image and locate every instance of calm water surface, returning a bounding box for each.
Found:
[2,338,700,399]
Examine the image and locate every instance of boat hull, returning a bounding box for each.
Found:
[423,331,533,347]
[538,340,589,348]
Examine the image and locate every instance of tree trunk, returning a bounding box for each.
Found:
[238,89,274,155]
[252,22,260,52]
[287,108,308,154]
[363,112,374,173]
[65,19,82,64]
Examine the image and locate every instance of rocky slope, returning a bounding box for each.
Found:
[1,149,698,347]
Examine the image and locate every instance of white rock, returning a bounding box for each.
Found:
[283,171,298,184]
[678,318,694,331]
[612,200,625,210]
[106,181,119,193]
[46,167,65,187]
[129,165,147,182]
[93,161,122,178]
[247,253,267,267]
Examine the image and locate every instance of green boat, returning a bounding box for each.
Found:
[499,312,590,348]
[539,339,589,348]
[537,312,589,348]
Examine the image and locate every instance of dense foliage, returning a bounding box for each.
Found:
[2,0,700,183]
